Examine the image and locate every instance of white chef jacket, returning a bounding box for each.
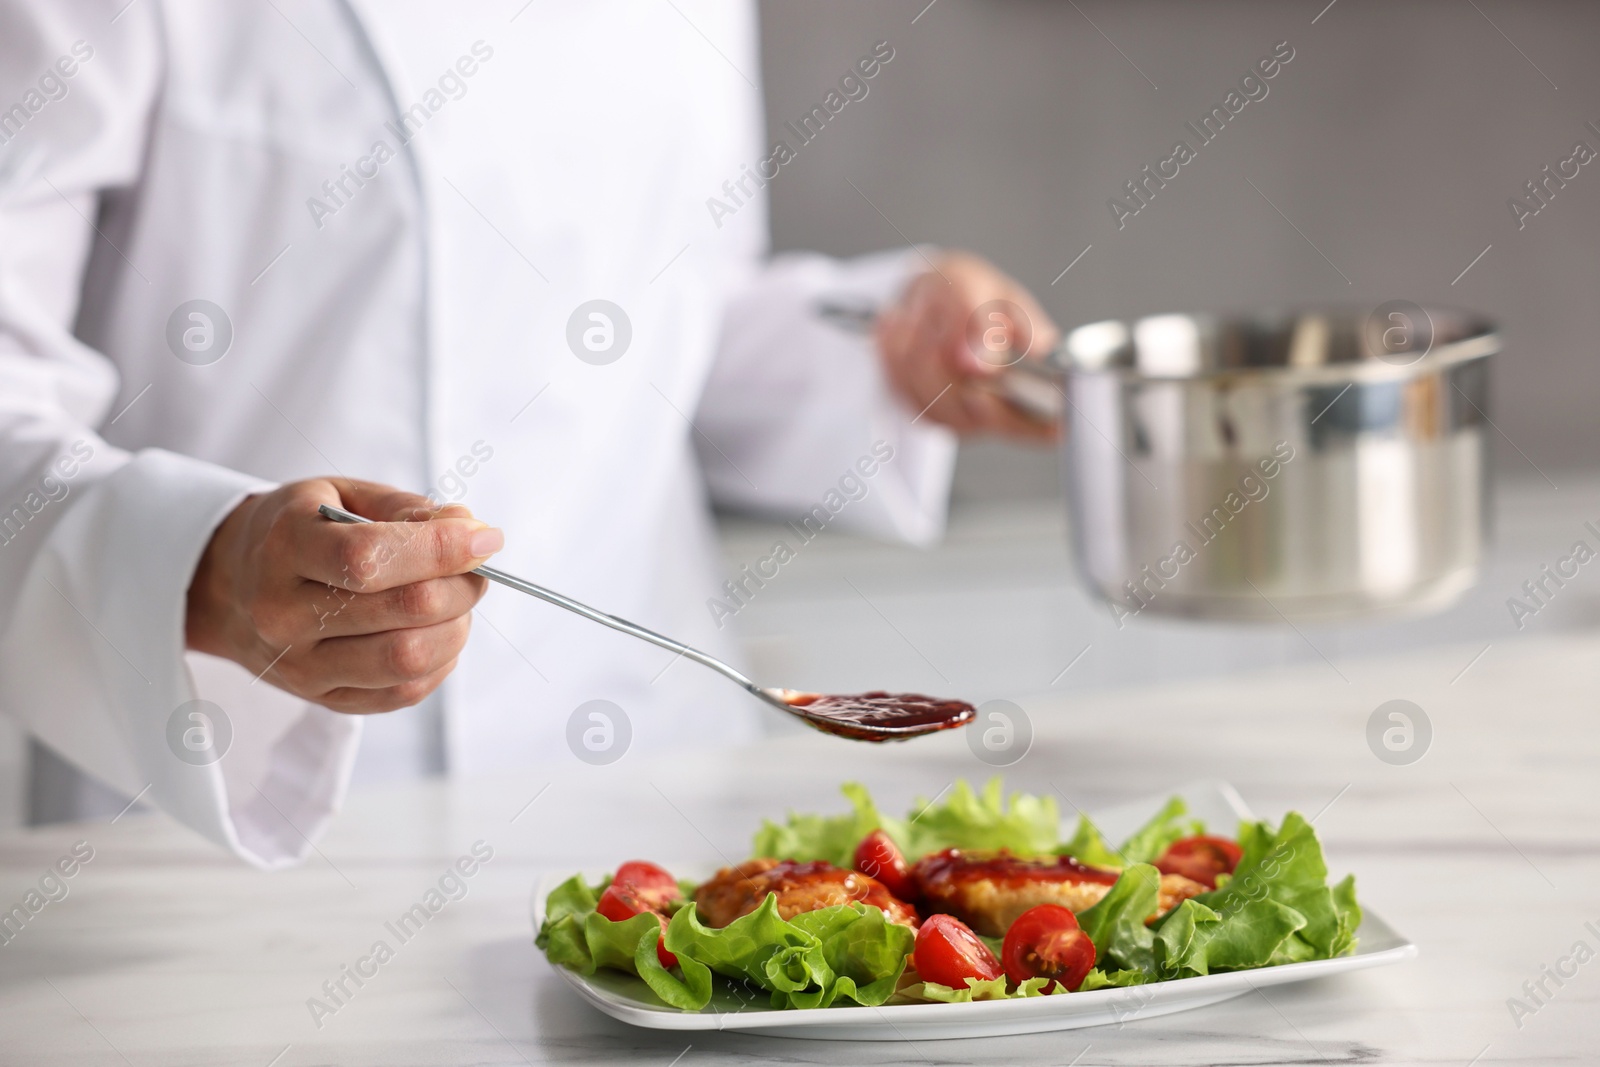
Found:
[0,0,955,866]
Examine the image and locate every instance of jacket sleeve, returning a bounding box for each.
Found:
[697,246,959,546]
[0,0,361,867]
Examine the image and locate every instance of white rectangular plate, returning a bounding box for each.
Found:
[531,781,1416,1041]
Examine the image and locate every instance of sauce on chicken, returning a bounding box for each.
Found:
[693,858,920,929]
[911,848,1206,937]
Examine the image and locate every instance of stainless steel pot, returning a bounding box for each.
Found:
[1028,307,1498,622]
[815,299,1498,623]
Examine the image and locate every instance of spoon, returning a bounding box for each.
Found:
[318,504,975,741]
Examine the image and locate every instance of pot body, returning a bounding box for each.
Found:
[1058,309,1495,622]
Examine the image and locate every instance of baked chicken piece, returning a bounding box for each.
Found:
[911,849,1206,937]
[694,858,920,929]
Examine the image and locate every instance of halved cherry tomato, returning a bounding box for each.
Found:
[596,884,677,968]
[913,914,1003,989]
[853,830,917,901]
[612,860,682,908]
[1001,904,1096,992]
[1154,836,1243,889]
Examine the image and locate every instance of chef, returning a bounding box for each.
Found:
[0,0,1056,866]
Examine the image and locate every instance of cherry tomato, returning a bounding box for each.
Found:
[1001,904,1096,992]
[913,914,1003,989]
[596,884,677,968]
[1154,836,1243,889]
[853,830,917,901]
[612,860,682,908]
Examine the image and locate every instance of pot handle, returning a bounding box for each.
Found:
[813,299,1064,422]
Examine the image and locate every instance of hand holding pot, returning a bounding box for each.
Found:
[876,251,1060,441]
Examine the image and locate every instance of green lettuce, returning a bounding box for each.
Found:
[752,780,1204,870]
[538,874,914,1012]
[1076,863,1161,973]
[1186,812,1361,963]
[1330,873,1362,957]
[533,873,712,1010]
[1117,797,1204,864]
[901,779,1060,857]
[1059,813,1124,867]
[904,967,1150,1001]
[750,782,903,867]
[1078,967,1152,990]
[1143,811,1361,979]
[752,779,1060,864]
[535,873,602,972]
[1154,897,1307,978]
[664,896,913,1009]
[1038,808,1364,985]
[899,975,1051,1002]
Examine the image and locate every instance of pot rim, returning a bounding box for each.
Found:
[1038,306,1499,387]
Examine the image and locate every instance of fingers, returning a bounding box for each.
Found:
[878,253,1064,440]
[319,658,459,715]
[878,280,981,433]
[301,615,471,690]
[194,476,491,717]
[949,259,1060,378]
[286,483,504,592]
[305,573,488,637]
[1014,290,1061,362]
[328,480,448,524]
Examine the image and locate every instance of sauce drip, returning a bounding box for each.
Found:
[783,690,976,742]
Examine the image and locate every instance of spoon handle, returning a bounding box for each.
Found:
[316,503,773,702]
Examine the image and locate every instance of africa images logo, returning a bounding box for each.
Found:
[166,300,233,365]
[166,700,232,766]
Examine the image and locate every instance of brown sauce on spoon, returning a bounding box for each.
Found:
[783,690,976,742]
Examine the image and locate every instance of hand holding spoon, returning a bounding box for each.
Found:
[318,504,975,741]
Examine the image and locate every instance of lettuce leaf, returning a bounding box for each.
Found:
[899,975,1052,1002]
[539,872,606,929]
[1076,863,1160,973]
[1078,967,1152,990]
[1330,873,1362,957]
[589,911,714,1008]
[1060,795,1201,867]
[751,779,1060,864]
[665,896,913,1009]
[1188,812,1356,962]
[906,968,1149,1001]
[749,782,904,868]
[533,873,712,1010]
[1059,814,1125,867]
[1075,811,1361,983]
[795,904,918,1007]
[901,779,1061,857]
[535,872,605,971]
[1117,796,1204,864]
[1146,811,1360,979]
[1154,897,1307,978]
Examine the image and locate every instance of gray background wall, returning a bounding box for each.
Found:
[758,0,1598,501]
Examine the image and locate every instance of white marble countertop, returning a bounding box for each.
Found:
[2,629,1597,1065]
